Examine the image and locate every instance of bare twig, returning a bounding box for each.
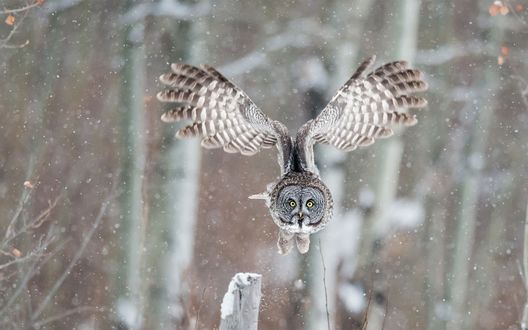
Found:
[2,193,62,250]
[0,1,41,14]
[361,290,373,330]
[0,249,44,270]
[0,252,40,315]
[0,0,43,49]
[194,280,209,330]
[32,306,101,328]
[3,185,32,243]
[0,7,30,47]
[505,0,527,25]
[0,232,67,316]
[31,196,61,228]
[318,239,330,330]
[0,39,29,48]
[30,199,110,322]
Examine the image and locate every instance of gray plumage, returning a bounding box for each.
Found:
[157,56,428,254]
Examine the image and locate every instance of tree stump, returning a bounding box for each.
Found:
[219,273,262,330]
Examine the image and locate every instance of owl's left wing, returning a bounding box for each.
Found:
[157,64,292,171]
[297,56,428,172]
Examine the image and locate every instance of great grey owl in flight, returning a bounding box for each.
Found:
[157,56,428,255]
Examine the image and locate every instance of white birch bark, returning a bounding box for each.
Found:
[116,18,147,330]
[158,136,201,326]
[157,18,203,328]
[445,76,499,330]
[304,1,375,329]
[361,0,421,329]
[445,20,504,329]
[219,273,262,330]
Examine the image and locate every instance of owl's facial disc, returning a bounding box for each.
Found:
[275,185,326,233]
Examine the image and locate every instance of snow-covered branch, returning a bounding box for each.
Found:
[42,0,84,13]
[120,0,210,25]
[219,18,333,76]
[0,1,41,14]
[414,41,493,66]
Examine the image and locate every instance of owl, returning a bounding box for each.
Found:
[157,56,428,254]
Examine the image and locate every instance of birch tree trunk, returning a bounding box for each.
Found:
[353,0,421,328]
[153,16,202,329]
[116,5,147,328]
[303,1,375,329]
[445,23,504,329]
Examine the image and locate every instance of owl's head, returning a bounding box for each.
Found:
[267,172,333,254]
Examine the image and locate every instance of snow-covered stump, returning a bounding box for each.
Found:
[220,273,262,330]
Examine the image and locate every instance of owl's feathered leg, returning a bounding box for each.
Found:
[295,233,310,254]
[277,230,295,255]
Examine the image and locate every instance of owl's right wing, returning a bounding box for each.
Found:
[297,55,428,172]
[157,64,292,173]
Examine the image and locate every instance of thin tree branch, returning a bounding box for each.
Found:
[0,6,29,43]
[0,232,67,316]
[0,250,44,270]
[318,239,330,330]
[2,194,62,250]
[505,0,527,25]
[0,1,41,14]
[194,280,209,330]
[30,199,110,321]
[2,184,32,244]
[0,254,40,315]
[361,290,373,330]
[32,306,101,328]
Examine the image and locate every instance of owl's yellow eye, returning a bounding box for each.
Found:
[288,199,296,208]
[306,200,314,208]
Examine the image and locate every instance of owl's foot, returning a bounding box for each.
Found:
[277,230,294,255]
[296,233,310,254]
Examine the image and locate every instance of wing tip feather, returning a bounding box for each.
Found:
[161,112,175,123]
[156,91,165,101]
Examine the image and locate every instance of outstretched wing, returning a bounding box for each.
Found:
[157,64,292,172]
[297,55,428,172]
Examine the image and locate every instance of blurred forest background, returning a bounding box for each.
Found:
[1,0,528,329]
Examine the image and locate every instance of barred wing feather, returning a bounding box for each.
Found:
[307,55,428,152]
[157,64,284,156]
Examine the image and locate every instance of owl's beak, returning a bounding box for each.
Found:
[297,212,304,228]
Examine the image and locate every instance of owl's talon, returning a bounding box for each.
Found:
[277,230,294,255]
[296,234,310,254]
